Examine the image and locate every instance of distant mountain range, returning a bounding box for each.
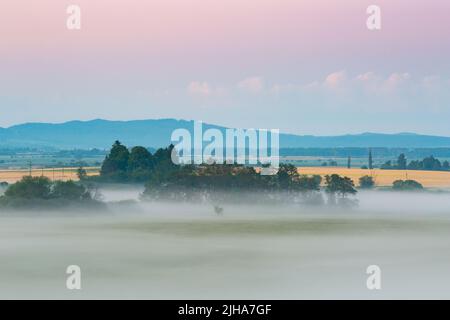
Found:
[1,119,450,150]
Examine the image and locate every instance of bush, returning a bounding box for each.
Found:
[325,174,357,197]
[392,180,423,191]
[359,175,375,189]
[0,176,100,209]
[4,176,52,199]
[52,180,92,200]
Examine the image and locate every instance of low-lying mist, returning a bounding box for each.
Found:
[1,185,450,299]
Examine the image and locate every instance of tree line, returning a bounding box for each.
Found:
[93,141,360,205]
[381,154,450,171]
[0,176,102,209]
[0,142,429,210]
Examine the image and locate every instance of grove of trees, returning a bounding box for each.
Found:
[0,176,101,209]
[392,180,424,191]
[94,142,360,206]
[381,154,450,171]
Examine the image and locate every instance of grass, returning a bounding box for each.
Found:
[99,216,450,237]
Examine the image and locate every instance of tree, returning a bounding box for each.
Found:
[100,141,130,180]
[381,160,393,170]
[359,175,375,189]
[77,166,87,180]
[325,174,357,198]
[406,156,444,171]
[397,154,407,170]
[297,175,322,192]
[324,174,357,206]
[0,177,99,209]
[407,160,421,170]
[128,146,154,181]
[443,161,450,171]
[4,176,52,199]
[52,180,91,200]
[368,149,373,170]
[329,160,338,167]
[422,156,441,171]
[392,180,423,191]
[277,164,299,190]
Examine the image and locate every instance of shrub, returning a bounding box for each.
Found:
[4,176,52,199]
[359,175,375,189]
[0,176,100,209]
[392,180,423,191]
[324,174,357,198]
[52,180,92,200]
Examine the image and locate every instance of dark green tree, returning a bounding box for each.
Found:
[422,156,441,171]
[443,161,450,171]
[52,180,91,200]
[359,175,375,189]
[277,164,299,190]
[381,160,393,169]
[100,141,130,180]
[77,166,87,180]
[368,149,373,169]
[4,176,52,199]
[392,180,423,191]
[397,154,407,170]
[128,146,154,181]
[325,174,357,198]
[297,175,322,192]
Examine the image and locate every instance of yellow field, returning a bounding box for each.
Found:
[0,168,100,184]
[298,167,450,188]
[2,166,450,189]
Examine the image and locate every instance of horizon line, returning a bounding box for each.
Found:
[1,118,449,138]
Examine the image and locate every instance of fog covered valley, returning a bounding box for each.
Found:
[1,185,450,299]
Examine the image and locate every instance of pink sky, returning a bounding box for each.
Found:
[1,0,450,134]
[2,0,449,76]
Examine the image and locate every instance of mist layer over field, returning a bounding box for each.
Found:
[1,187,450,299]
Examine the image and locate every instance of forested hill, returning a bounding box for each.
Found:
[1,119,450,149]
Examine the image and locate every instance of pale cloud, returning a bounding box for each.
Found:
[324,71,347,89]
[187,81,211,97]
[383,72,411,91]
[422,75,442,90]
[237,76,264,94]
[355,72,382,83]
[270,83,302,95]
[354,72,414,93]
[190,72,448,108]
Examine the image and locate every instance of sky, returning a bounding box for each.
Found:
[1,0,450,136]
